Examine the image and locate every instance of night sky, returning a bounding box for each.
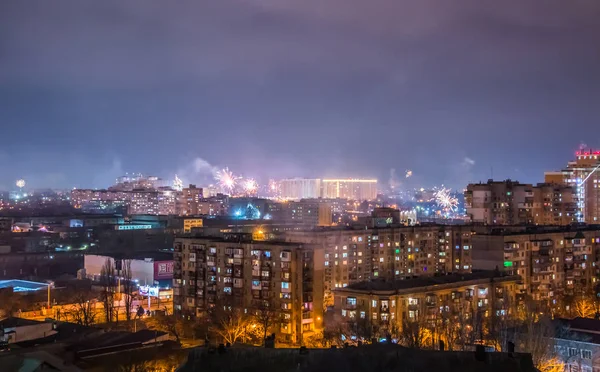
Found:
[1,1,599,190]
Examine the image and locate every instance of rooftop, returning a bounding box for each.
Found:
[0,279,49,292]
[338,270,519,293]
[0,317,46,328]
[476,224,600,236]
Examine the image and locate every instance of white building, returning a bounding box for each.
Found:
[279,179,322,200]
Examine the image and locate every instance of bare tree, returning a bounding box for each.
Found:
[512,302,565,372]
[253,300,281,345]
[67,289,97,326]
[573,296,595,318]
[210,306,251,345]
[100,258,117,324]
[144,306,187,344]
[400,316,428,349]
[0,289,22,318]
[121,259,135,322]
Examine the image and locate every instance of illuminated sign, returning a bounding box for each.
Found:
[116,224,153,231]
[183,219,203,233]
[503,261,513,267]
[138,285,159,297]
[154,261,174,279]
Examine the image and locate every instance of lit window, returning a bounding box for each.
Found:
[372,300,378,308]
[379,257,384,263]
[281,282,290,289]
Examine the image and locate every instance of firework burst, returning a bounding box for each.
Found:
[215,168,238,193]
[434,187,458,212]
[243,178,258,194]
[405,170,413,178]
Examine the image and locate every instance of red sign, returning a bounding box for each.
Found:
[154,261,174,279]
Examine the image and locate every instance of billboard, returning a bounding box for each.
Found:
[154,261,174,280]
[138,285,159,297]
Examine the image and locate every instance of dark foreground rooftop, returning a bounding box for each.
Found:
[179,344,536,372]
[338,270,519,293]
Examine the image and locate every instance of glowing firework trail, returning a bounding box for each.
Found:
[434,187,458,212]
[215,168,238,193]
[405,170,413,178]
[243,178,258,194]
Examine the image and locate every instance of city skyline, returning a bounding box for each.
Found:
[1,1,599,190]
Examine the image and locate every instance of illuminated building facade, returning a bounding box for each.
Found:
[279,200,333,226]
[111,174,163,191]
[283,225,473,305]
[70,189,129,213]
[472,226,600,308]
[177,184,203,215]
[551,150,600,223]
[465,179,534,225]
[279,178,321,200]
[532,183,577,225]
[173,237,324,345]
[321,179,378,200]
[333,271,520,333]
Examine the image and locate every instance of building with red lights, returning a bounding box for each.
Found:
[546,150,600,223]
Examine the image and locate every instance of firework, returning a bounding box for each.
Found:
[243,178,258,194]
[215,168,238,193]
[173,175,183,191]
[434,187,458,212]
[16,179,26,189]
[405,170,413,178]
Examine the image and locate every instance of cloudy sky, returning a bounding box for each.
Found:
[1,0,599,190]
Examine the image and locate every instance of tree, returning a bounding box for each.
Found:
[100,258,117,324]
[144,306,188,344]
[439,310,461,351]
[210,306,251,345]
[573,297,595,318]
[0,288,22,318]
[66,289,97,326]
[512,303,564,372]
[121,259,135,322]
[253,300,281,345]
[400,316,428,349]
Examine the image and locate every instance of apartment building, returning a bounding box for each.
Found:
[279,179,322,200]
[177,184,203,215]
[465,179,534,225]
[547,150,600,223]
[472,226,600,307]
[334,271,520,332]
[173,237,324,345]
[283,225,473,305]
[532,183,577,225]
[321,179,378,201]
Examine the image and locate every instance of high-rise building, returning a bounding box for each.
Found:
[334,271,520,333]
[283,225,473,306]
[280,199,333,226]
[173,237,324,345]
[279,179,321,200]
[321,179,377,200]
[129,190,159,215]
[471,226,600,308]
[464,179,534,225]
[111,174,163,191]
[177,184,203,216]
[549,150,600,223]
[532,183,577,225]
